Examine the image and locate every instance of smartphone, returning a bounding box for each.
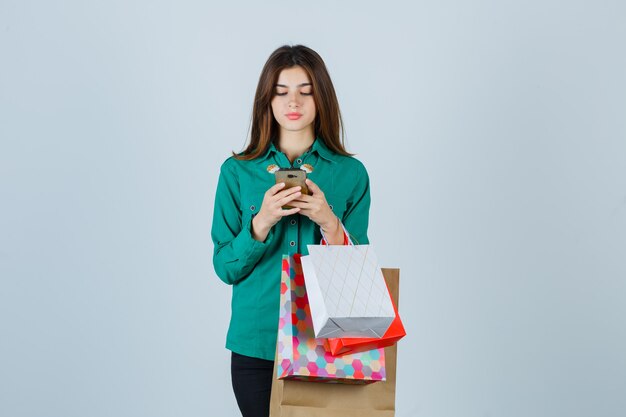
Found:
[275,168,309,209]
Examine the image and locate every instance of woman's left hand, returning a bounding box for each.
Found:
[288,178,339,232]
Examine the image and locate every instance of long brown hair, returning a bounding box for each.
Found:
[232,44,354,160]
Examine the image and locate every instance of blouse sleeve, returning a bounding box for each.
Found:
[341,161,371,245]
[211,160,275,285]
[319,161,370,246]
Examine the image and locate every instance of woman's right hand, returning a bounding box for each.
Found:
[251,183,302,242]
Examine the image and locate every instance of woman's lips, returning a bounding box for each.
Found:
[286,113,302,120]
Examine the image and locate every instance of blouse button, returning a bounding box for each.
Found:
[250,205,255,211]
[329,204,334,210]
[289,241,296,247]
[290,219,297,225]
[296,158,302,164]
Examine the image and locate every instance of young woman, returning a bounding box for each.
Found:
[211,44,371,417]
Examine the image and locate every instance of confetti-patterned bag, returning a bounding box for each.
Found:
[275,253,386,384]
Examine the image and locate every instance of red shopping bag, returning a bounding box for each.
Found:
[325,281,406,356]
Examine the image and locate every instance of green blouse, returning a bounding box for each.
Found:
[211,136,371,360]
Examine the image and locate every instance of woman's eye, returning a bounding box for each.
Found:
[275,91,313,96]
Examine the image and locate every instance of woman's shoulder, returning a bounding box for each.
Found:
[219,153,259,171]
[331,152,369,175]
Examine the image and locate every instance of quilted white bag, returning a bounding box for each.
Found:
[300,244,396,338]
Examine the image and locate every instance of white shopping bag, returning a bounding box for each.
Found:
[300,244,396,338]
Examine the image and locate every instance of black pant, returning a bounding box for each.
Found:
[231,351,275,417]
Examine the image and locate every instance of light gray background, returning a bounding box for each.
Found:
[1,1,625,416]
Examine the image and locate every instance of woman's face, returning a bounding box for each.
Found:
[271,65,316,136]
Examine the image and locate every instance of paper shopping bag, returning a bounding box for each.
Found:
[300,244,396,338]
[326,281,406,355]
[269,266,401,417]
[275,253,385,384]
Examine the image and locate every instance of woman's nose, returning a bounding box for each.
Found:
[288,92,300,107]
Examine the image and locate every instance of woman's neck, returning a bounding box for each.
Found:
[278,130,315,164]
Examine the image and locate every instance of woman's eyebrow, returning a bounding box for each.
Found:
[275,82,312,87]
